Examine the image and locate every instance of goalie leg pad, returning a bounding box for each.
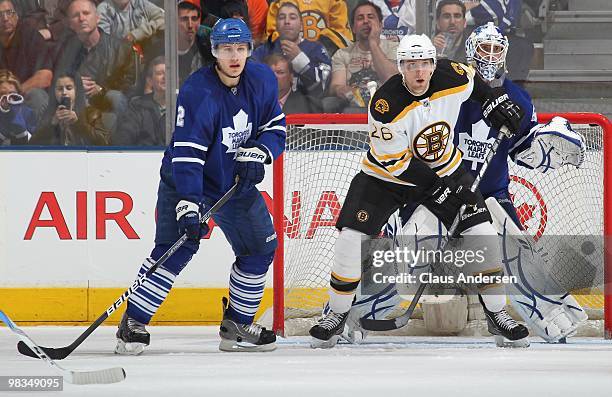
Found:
[485,197,588,342]
[329,228,364,313]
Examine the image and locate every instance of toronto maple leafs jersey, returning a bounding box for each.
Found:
[160,61,286,203]
[455,78,538,197]
[363,59,493,186]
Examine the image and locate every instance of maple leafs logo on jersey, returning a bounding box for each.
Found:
[222,109,252,154]
[458,119,495,170]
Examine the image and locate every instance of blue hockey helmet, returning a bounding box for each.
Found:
[210,18,253,58]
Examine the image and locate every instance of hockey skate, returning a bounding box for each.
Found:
[218,297,276,352]
[480,296,529,348]
[309,307,349,349]
[115,311,150,355]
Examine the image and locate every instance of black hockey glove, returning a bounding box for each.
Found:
[176,200,209,241]
[234,140,271,195]
[427,176,479,213]
[482,88,524,138]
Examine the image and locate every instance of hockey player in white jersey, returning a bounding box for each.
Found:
[349,23,588,344]
[309,33,529,348]
[115,18,285,354]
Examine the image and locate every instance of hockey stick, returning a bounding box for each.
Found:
[1,310,125,384]
[17,183,238,360]
[360,129,507,331]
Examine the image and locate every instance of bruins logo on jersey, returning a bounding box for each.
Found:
[413,122,451,162]
[374,99,389,114]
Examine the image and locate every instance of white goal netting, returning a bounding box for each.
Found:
[277,114,607,336]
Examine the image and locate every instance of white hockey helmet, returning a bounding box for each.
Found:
[396,34,437,75]
[465,22,509,82]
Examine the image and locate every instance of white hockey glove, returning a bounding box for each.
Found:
[515,116,586,173]
[176,200,209,241]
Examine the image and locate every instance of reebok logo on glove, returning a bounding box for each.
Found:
[482,93,508,119]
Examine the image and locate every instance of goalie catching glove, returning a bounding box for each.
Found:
[176,200,209,241]
[482,87,524,138]
[514,116,586,173]
[234,140,272,194]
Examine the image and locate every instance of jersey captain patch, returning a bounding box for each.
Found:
[413,122,451,162]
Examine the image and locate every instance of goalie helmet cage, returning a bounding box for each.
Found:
[271,112,612,339]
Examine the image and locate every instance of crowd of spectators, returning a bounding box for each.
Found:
[0,0,536,146]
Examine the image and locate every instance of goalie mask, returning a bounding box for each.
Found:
[465,22,508,84]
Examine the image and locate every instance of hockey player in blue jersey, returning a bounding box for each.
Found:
[115,18,286,354]
[346,23,587,345]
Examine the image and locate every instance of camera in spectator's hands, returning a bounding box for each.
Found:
[58,96,71,109]
[0,93,24,113]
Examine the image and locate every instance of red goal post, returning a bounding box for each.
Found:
[271,112,612,339]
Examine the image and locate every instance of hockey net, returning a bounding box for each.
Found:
[271,113,612,338]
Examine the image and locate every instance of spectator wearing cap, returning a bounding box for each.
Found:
[0,0,51,121]
[253,1,330,97]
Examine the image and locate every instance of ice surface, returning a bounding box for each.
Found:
[1,326,611,396]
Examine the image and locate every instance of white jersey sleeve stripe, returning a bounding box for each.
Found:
[174,142,209,152]
[261,125,287,133]
[258,112,286,131]
[172,157,205,165]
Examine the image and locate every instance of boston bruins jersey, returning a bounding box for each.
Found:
[363,59,489,186]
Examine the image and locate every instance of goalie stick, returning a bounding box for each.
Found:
[360,129,507,331]
[0,310,125,385]
[17,183,238,360]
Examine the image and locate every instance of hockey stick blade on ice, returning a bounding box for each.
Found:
[17,183,238,360]
[1,310,126,384]
[360,129,508,331]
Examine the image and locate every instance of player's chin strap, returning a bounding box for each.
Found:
[359,128,509,332]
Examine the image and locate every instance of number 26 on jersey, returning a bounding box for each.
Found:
[369,125,393,140]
